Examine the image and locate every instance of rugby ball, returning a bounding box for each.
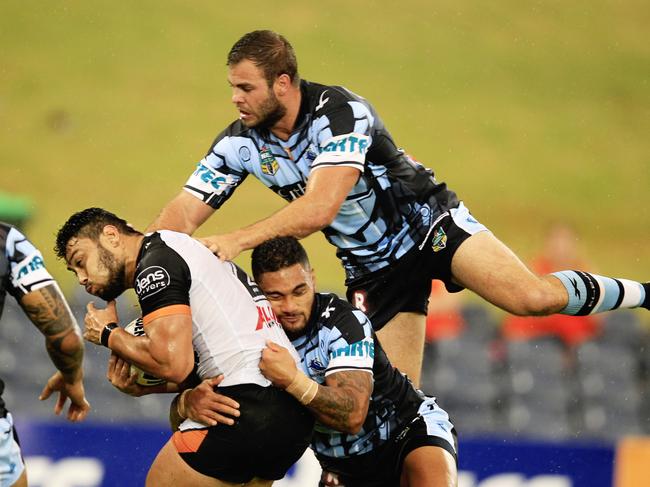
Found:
[124,318,167,387]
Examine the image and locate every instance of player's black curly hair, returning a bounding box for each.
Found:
[251,236,310,280]
[55,207,141,259]
[227,30,299,87]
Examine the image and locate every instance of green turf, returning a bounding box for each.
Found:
[1,1,649,305]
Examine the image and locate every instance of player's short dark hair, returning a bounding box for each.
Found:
[251,236,310,280]
[55,207,141,259]
[227,30,299,86]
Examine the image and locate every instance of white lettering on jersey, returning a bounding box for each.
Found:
[135,266,170,299]
[353,291,367,313]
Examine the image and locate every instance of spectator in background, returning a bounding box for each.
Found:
[502,223,600,346]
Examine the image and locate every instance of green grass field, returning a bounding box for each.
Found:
[2,1,649,308]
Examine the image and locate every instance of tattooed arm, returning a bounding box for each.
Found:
[307,370,373,434]
[18,283,90,421]
[260,342,373,434]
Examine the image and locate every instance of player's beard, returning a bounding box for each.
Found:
[95,245,127,302]
[251,90,286,130]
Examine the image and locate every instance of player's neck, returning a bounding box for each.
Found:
[124,234,145,287]
[270,86,301,141]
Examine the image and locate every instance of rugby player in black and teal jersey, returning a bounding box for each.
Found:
[150,30,650,391]
[1,222,89,486]
[183,237,457,487]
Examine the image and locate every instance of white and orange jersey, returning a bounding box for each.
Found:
[134,230,296,387]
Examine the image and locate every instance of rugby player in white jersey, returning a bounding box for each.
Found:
[55,208,313,487]
[150,30,650,390]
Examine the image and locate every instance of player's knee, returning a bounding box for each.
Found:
[510,285,559,316]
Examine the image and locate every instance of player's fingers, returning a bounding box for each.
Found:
[54,391,66,415]
[39,383,53,401]
[205,411,236,426]
[207,375,225,387]
[86,301,96,312]
[211,395,240,410]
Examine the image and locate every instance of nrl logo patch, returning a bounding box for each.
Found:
[431,227,447,253]
[260,146,279,175]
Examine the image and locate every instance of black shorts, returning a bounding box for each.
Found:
[346,202,487,330]
[318,398,458,487]
[173,384,314,483]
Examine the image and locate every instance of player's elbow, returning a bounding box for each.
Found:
[160,355,194,384]
[343,408,368,435]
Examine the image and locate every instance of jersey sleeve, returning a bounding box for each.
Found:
[310,95,374,174]
[135,242,192,325]
[183,129,249,210]
[5,226,54,299]
[324,304,375,377]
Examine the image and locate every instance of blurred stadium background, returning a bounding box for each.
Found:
[1,1,649,486]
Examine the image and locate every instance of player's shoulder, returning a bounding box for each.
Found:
[314,293,370,340]
[209,119,253,148]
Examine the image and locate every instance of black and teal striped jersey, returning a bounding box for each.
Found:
[183,80,458,283]
[0,222,55,416]
[292,292,424,462]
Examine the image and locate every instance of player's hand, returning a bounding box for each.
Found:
[106,353,147,397]
[83,300,119,345]
[197,234,243,262]
[39,371,91,422]
[259,341,298,389]
[184,376,240,426]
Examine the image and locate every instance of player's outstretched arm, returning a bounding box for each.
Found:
[260,341,372,434]
[199,165,360,261]
[19,282,90,421]
[147,190,216,234]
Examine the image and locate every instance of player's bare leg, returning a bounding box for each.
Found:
[146,439,241,487]
[400,446,457,487]
[11,469,27,487]
[244,478,273,486]
[376,312,426,387]
[451,231,568,315]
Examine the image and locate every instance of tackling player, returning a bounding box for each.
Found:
[55,208,313,487]
[1,222,89,487]
[149,30,650,389]
[184,237,457,487]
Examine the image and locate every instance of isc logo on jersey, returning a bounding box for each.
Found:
[135,266,170,299]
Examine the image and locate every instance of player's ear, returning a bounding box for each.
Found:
[101,225,121,247]
[275,73,291,96]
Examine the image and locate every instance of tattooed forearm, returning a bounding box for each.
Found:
[20,283,84,381]
[308,371,373,433]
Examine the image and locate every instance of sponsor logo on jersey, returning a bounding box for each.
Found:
[431,227,447,253]
[193,163,236,193]
[260,146,279,175]
[316,90,330,111]
[15,254,45,279]
[308,358,327,373]
[321,134,369,155]
[255,304,281,330]
[238,146,251,162]
[330,338,374,359]
[135,266,170,299]
[306,146,318,162]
